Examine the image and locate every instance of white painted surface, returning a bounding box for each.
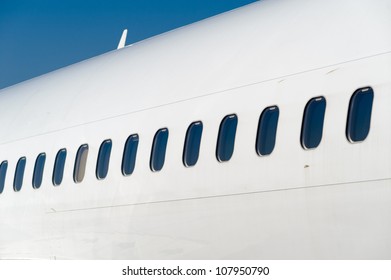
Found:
[0,0,390,259]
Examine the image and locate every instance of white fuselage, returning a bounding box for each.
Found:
[0,0,391,259]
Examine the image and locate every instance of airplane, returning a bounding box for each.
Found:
[0,0,390,259]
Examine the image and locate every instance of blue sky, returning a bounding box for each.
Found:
[0,0,256,89]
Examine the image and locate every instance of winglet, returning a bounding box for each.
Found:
[117,29,128,49]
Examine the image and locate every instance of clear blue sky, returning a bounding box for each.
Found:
[0,0,256,89]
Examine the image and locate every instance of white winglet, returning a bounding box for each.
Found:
[117,29,128,49]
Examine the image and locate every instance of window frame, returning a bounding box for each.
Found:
[14,157,26,192]
[52,148,67,186]
[122,134,139,176]
[300,96,327,150]
[256,106,279,156]
[150,128,169,172]
[96,139,112,180]
[73,144,89,183]
[216,114,238,162]
[183,121,203,167]
[0,160,8,194]
[346,87,374,143]
[32,153,46,189]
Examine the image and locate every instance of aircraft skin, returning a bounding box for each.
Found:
[0,0,391,259]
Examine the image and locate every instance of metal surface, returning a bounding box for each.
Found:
[0,0,390,259]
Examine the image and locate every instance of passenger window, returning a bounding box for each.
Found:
[183,121,203,167]
[33,153,46,189]
[96,139,112,180]
[53,149,67,186]
[0,161,8,194]
[346,87,374,142]
[73,144,89,183]
[256,106,279,156]
[301,96,326,149]
[14,157,26,192]
[216,114,238,162]
[122,134,139,176]
[150,128,169,172]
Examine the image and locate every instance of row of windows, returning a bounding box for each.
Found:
[0,87,374,194]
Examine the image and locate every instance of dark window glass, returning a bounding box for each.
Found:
[32,153,46,189]
[73,144,89,183]
[150,128,169,172]
[256,106,279,156]
[96,139,112,180]
[301,96,327,149]
[0,161,8,194]
[216,114,238,162]
[14,157,26,192]
[183,121,203,167]
[346,87,374,142]
[53,149,67,186]
[122,134,139,176]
